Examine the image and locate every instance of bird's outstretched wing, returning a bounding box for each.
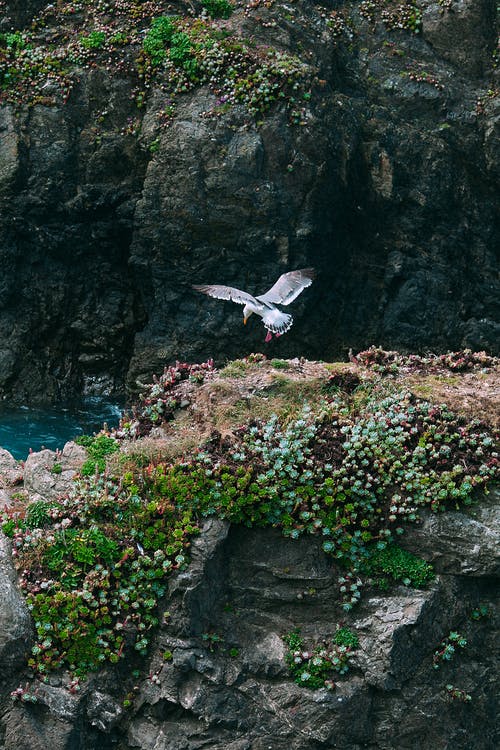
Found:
[193,284,258,307]
[258,268,316,306]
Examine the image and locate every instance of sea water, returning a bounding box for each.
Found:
[0,398,123,460]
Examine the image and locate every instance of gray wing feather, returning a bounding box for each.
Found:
[258,268,316,306]
[193,284,257,306]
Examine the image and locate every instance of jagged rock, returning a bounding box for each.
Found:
[30,680,81,722]
[0,2,498,403]
[422,0,497,76]
[86,690,125,732]
[0,447,22,488]
[0,532,32,677]
[0,489,498,748]
[2,703,74,750]
[0,488,11,506]
[0,2,46,29]
[400,486,500,576]
[22,441,86,502]
[116,509,497,750]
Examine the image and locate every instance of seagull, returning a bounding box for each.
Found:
[193,268,316,342]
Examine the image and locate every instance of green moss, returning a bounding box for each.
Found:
[362,544,434,588]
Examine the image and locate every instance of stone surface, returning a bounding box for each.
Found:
[0,1,46,30]
[0,491,498,748]
[422,0,497,76]
[0,447,22,488]
[0,532,32,677]
[115,513,497,750]
[401,486,500,576]
[22,441,87,502]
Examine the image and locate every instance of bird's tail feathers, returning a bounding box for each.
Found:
[263,310,293,335]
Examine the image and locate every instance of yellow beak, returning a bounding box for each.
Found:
[243,317,247,325]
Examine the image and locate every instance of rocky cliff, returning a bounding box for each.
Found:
[0,355,498,749]
[0,1,499,404]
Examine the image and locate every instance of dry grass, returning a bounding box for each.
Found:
[117,358,499,469]
[406,370,500,427]
[109,433,202,471]
[185,359,343,435]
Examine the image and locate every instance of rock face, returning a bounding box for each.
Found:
[0,533,32,679]
[0,0,499,404]
[22,441,87,503]
[0,447,22,491]
[0,494,497,749]
[0,1,45,29]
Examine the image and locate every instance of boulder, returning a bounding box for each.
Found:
[0,532,32,677]
[400,485,500,576]
[422,0,497,76]
[0,447,23,488]
[22,441,87,502]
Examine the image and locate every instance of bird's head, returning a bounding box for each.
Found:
[243,305,253,325]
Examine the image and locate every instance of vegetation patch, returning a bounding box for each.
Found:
[201,0,234,20]
[142,15,176,66]
[136,14,312,123]
[123,359,214,436]
[75,434,120,476]
[433,631,467,669]
[284,628,358,689]
[444,684,472,703]
[333,626,359,649]
[362,543,434,589]
[1,358,498,680]
[2,476,199,676]
[353,347,498,376]
[359,1,422,34]
[0,1,314,124]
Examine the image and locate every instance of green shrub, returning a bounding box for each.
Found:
[169,31,198,78]
[471,603,490,620]
[433,631,467,668]
[1,32,27,50]
[76,434,119,475]
[80,31,106,50]
[333,627,359,649]
[270,359,290,370]
[201,0,234,19]
[143,16,175,65]
[25,500,55,529]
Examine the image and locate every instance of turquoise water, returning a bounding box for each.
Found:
[0,398,123,460]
